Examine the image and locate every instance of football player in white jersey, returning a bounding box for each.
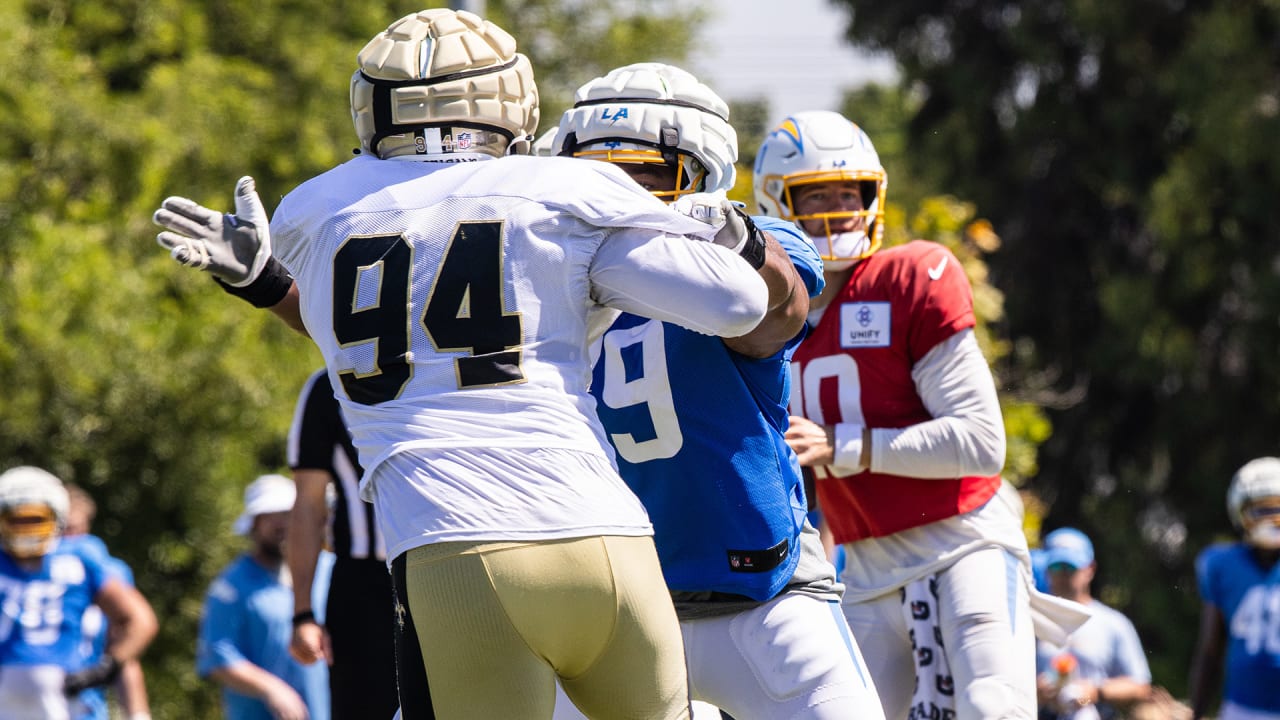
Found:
[150,9,774,720]
[550,63,884,720]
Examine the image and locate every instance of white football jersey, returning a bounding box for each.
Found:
[271,154,767,554]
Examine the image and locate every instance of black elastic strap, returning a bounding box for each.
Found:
[733,208,767,270]
[214,256,293,308]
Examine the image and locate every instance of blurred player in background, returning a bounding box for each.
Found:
[1190,457,1280,720]
[286,369,398,719]
[152,9,773,719]
[63,484,152,720]
[551,63,883,719]
[0,466,157,720]
[760,110,1083,719]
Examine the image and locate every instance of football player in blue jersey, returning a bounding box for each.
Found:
[63,483,152,720]
[0,466,157,720]
[552,63,885,720]
[1190,457,1280,720]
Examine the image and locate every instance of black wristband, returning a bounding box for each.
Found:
[213,256,293,308]
[291,609,317,627]
[732,208,767,270]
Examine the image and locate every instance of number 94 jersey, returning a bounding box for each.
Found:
[1195,542,1280,714]
[269,153,768,545]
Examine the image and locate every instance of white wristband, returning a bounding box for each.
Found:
[832,423,867,472]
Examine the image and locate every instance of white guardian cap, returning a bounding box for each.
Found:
[556,62,737,201]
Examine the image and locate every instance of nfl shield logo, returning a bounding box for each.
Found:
[457,132,473,149]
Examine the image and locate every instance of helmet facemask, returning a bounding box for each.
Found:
[1242,496,1280,549]
[773,170,885,270]
[570,141,708,202]
[1,503,61,560]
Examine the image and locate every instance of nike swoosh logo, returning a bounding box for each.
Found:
[927,256,948,280]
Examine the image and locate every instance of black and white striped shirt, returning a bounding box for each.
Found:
[287,369,386,561]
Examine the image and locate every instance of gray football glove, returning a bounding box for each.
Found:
[153,176,271,287]
[670,192,766,269]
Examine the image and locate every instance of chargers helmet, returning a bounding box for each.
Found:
[1228,457,1280,549]
[753,111,886,269]
[350,9,540,160]
[0,465,69,560]
[555,62,737,201]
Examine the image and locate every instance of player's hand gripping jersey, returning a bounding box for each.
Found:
[789,240,1002,543]
[270,153,769,556]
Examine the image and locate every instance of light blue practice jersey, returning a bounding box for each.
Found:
[1196,542,1280,714]
[197,553,334,720]
[0,539,112,670]
[590,217,823,601]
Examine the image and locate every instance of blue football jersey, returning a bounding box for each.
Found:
[1196,542,1280,713]
[0,540,112,669]
[590,217,821,601]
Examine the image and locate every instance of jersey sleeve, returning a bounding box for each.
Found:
[590,230,768,338]
[1194,544,1225,607]
[195,572,249,677]
[753,216,824,299]
[288,369,343,471]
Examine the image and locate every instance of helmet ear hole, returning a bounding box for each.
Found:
[859,180,879,209]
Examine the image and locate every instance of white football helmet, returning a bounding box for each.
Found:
[531,126,560,157]
[1228,457,1280,549]
[555,62,737,201]
[350,9,540,160]
[753,111,886,269]
[0,465,69,560]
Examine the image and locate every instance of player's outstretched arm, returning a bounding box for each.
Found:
[152,177,308,335]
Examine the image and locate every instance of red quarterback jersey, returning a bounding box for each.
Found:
[791,240,1002,542]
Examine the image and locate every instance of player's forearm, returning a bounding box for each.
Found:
[210,661,295,700]
[287,501,327,612]
[723,232,806,358]
[871,329,1004,478]
[1098,677,1151,705]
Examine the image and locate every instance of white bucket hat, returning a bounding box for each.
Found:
[232,474,296,535]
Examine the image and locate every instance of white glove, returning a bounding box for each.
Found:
[152,176,271,287]
[670,192,750,253]
[670,192,766,269]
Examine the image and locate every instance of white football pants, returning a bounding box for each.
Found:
[843,546,1037,720]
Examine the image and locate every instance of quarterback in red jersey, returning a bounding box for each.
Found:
[755,110,1051,719]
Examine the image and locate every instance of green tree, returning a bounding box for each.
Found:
[0,1,703,716]
[832,0,1280,693]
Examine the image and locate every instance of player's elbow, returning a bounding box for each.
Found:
[966,419,1006,476]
